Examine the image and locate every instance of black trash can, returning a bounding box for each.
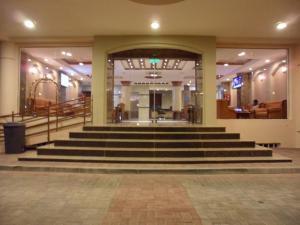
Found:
[3,123,25,154]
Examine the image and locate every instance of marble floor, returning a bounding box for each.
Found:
[0,171,300,225]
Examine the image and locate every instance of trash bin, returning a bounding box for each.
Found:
[3,123,25,154]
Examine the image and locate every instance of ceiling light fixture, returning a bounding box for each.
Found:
[276,22,287,30]
[265,59,270,63]
[61,51,66,55]
[23,19,35,29]
[59,66,63,70]
[44,58,48,62]
[224,63,229,67]
[151,21,160,30]
[27,59,32,62]
[282,60,286,63]
[66,52,72,57]
[249,68,253,71]
[238,52,246,56]
[79,62,84,66]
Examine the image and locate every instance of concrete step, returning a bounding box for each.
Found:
[18,154,292,164]
[53,138,256,148]
[69,131,240,140]
[37,145,272,157]
[83,126,226,132]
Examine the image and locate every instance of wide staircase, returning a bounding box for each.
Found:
[19,125,291,164]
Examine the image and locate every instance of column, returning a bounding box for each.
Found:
[172,81,182,119]
[138,86,149,121]
[120,81,132,120]
[120,81,132,111]
[0,41,19,115]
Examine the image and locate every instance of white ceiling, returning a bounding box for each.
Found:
[22,47,288,86]
[0,0,300,40]
[114,59,196,86]
[216,48,287,76]
[22,47,92,83]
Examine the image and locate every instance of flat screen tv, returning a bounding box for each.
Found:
[232,76,243,89]
[61,73,69,87]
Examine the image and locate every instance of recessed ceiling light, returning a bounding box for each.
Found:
[23,19,35,29]
[276,22,287,30]
[79,62,84,66]
[265,59,270,63]
[249,68,253,71]
[224,63,229,67]
[282,60,286,63]
[44,58,48,62]
[238,52,246,56]
[61,51,66,55]
[151,21,160,30]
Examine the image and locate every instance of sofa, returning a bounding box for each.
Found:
[254,100,287,119]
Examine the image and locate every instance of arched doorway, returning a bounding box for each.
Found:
[107,48,203,124]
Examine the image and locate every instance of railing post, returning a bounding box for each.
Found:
[47,105,50,142]
[12,111,14,123]
[56,104,58,131]
[83,96,86,125]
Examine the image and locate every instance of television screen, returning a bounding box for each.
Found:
[61,73,69,87]
[232,76,243,89]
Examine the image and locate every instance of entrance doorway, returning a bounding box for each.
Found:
[107,49,203,124]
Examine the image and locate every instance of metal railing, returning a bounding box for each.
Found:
[0,97,92,143]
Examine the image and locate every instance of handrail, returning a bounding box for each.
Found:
[0,96,92,143]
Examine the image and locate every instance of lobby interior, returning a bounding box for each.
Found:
[0,0,300,225]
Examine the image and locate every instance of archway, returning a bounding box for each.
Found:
[107,48,203,124]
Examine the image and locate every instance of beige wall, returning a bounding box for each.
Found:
[92,35,216,125]
[0,41,19,115]
[294,45,300,148]
[252,60,287,103]
[24,58,59,102]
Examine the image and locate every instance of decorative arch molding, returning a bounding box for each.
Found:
[106,42,204,56]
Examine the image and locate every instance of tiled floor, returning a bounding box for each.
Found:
[0,172,300,225]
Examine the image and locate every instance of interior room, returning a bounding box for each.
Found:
[216,48,288,119]
[112,57,200,123]
[19,47,92,114]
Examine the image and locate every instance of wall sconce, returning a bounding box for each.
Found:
[258,75,266,81]
[281,66,287,73]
